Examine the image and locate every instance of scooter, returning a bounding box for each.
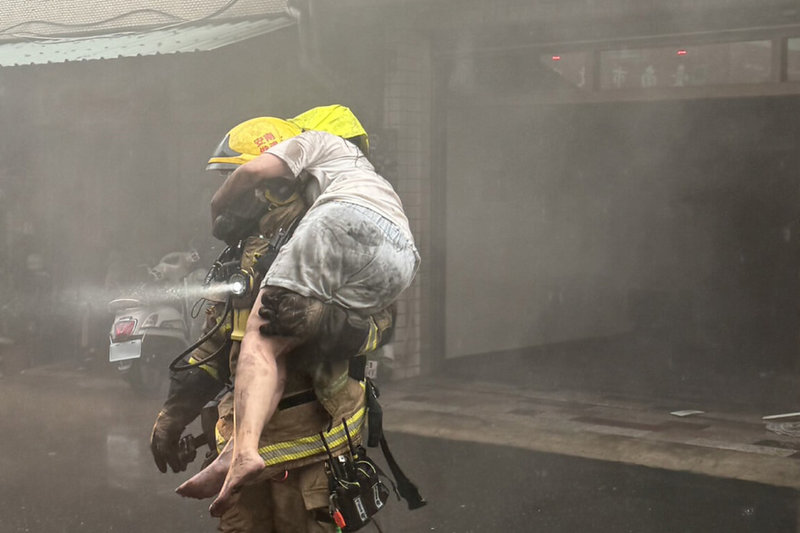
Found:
[108,250,205,394]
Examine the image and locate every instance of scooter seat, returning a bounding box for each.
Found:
[108,298,143,312]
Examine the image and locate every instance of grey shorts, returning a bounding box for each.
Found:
[262,201,420,314]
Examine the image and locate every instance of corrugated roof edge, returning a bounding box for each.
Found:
[0,0,290,41]
[0,16,295,67]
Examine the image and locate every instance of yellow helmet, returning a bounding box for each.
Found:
[288,105,369,155]
[206,117,302,171]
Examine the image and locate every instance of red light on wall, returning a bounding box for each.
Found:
[552,55,561,61]
[677,49,688,56]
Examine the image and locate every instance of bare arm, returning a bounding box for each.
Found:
[210,153,294,222]
[233,288,299,444]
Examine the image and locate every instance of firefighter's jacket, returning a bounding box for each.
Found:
[182,103,383,473]
[188,203,383,475]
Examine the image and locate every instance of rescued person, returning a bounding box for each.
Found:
[179,127,419,518]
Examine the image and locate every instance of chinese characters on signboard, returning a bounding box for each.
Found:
[538,51,591,89]
[600,41,770,90]
[540,40,773,91]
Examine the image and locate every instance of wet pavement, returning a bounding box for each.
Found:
[2,359,800,532]
[0,365,209,532]
[375,434,799,533]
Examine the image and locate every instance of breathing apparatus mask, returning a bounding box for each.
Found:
[211,176,300,246]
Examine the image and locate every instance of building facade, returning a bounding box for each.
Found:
[4,0,800,376]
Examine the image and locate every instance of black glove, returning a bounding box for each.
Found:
[150,366,224,473]
[150,409,187,473]
[258,288,397,365]
[257,288,323,339]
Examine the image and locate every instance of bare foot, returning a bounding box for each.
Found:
[208,451,266,517]
[175,441,232,500]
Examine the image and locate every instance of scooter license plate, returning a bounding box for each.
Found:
[109,339,142,362]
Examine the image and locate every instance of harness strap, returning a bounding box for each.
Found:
[277,389,317,410]
[365,379,426,510]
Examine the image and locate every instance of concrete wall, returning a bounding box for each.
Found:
[379,27,434,378]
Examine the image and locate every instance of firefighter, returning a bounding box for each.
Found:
[151,107,395,532]
[185,115,420,518]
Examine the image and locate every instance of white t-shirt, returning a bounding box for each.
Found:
[267,130,413,242]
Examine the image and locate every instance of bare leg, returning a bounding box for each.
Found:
[175,439,232,499]
[209,332,299,518]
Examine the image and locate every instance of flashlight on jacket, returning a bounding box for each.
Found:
[227,270,253,297]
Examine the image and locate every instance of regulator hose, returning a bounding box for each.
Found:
[168,295,233,372]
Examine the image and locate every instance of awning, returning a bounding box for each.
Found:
[0,17,295,67]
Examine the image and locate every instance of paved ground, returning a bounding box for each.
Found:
[374,433,799,533]
[379,376,800,490]
[2,355,800,532]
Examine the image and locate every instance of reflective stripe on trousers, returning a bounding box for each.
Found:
[258,406,365,465]
[215,405,366,467]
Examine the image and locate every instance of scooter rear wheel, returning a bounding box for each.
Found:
[126,355,169,397]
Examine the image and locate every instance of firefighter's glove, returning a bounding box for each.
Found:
[149,367,223,473]
[258,287,390,364]
[256,302,278,334]
[150,409,187,473]
[257,287,324,340]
